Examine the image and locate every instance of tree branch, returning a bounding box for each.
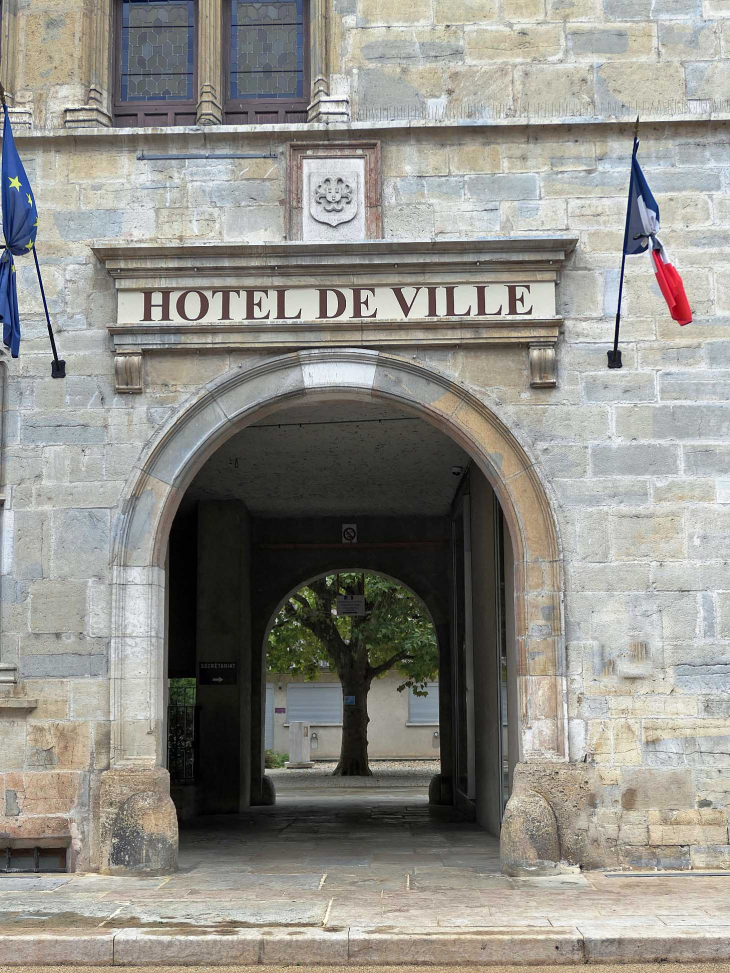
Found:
[368,650,413,679]
[283,582,350,668]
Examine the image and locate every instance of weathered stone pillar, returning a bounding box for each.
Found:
[196,0,224,125]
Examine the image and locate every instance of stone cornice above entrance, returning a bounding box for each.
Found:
[93,237,577,278]
[93,238,577,392]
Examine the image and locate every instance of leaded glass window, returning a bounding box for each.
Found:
[229,0,304,101]
[120,0,195,103]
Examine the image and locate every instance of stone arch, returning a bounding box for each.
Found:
[109,348,567,773]
[262,567,444,648]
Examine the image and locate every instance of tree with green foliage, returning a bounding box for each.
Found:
[267,573,438,776]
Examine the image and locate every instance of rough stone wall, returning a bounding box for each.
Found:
[332,0,730,121]
[1,119,730,869]
[7,0,730,128]
[0,0,729,872]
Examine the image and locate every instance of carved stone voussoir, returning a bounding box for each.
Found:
[115,353,143,393]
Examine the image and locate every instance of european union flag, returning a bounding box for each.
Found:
[0,102,38,358]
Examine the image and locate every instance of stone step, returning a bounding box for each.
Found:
[2,923,730,966]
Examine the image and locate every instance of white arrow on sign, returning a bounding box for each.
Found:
[211,677,224,683]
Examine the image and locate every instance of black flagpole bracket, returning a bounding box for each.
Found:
[607,116,638,372]
[31,247,66,379]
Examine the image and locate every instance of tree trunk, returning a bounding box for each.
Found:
[333,673,372,776]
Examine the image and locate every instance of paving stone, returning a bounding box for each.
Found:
[0,877,72,892]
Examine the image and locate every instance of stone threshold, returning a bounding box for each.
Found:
[3,924,730,966]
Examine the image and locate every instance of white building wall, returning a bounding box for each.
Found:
[266,672,441,759]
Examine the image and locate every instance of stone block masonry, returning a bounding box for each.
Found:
[3,118,730,870]
[0,0,729,875]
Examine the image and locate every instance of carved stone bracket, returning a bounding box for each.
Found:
[307,87,350,124]
[114,353,143,394]
[529,342,557,389]
[0,664,18,685]
[6,107,32,130]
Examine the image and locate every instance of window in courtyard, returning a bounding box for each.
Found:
[287,682,343,725]
[224,0,309,124]
[407,683,439,725]
[114,0,197,126]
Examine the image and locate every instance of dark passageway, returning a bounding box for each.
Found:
[167,394,515,848]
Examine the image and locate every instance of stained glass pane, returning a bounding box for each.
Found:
[120,0,195,102]
[230,0,304,100]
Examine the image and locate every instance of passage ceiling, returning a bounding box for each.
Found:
[183,399,470,518]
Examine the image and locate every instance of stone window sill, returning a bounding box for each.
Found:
[0,698,38,712]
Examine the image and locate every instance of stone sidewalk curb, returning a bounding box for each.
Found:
[1,924,730,965]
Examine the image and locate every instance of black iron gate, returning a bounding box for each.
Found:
[167,681,200,784]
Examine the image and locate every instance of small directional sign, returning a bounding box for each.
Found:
[199,662,237,685]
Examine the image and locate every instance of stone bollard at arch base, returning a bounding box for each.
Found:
[500,785,560,876]
[499,761,601,876]
[100,768,179,875]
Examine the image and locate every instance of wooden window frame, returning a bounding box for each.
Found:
[223,0,310,125]
[112,0,199,127]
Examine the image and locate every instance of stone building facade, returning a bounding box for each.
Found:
[0,0,729,874]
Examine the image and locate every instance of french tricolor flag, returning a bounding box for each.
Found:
[625,146,692,327]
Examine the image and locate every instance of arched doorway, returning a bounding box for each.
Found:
[103,349,566,872]
[261,569,441,783]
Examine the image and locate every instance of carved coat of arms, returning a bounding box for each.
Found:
[309,172,359,227]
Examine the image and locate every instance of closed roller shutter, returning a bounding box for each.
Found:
[287,682,343,725]
[408,683,439,724]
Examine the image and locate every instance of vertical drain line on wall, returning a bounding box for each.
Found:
[462,494,476,800]
[493,493,507,821]
[0,357,14,685]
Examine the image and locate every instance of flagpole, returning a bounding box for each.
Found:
[32,247,65,378]
[0,80,65,378]
[608,116,640,370]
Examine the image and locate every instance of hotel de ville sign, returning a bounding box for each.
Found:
[93,238,576,394]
